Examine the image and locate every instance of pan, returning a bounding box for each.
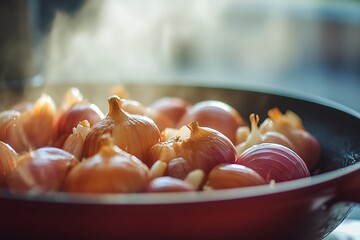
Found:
[0,82,359,240]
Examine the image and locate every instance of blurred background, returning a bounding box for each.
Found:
[0,0,359,111]
[0,0,360,238]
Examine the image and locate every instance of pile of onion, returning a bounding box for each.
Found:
[0,85,320,196]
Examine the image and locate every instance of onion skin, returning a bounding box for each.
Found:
[181,122,237,174]
[166,157,194,180]
[7,147,79,193]
[62,120,90,161]
[161,126,190,142]
[285,130,320,171]
[150,122,237,176]
[121,99,174,131]
[0,110,28,153]
[147,137,183,167]
[83,96,161,163]
[145,176,194,193]
[56,103,104,141]
[121,99,147,115]
[177,100,245,144]
[236,143,310,183]
[19,94,57,150]
[205,164,266,190]
[236,114,295,156]
[64,142,150,194]
[1,95,56,152]
[0,141,18,188]
[150,97,190,126]
[260,108,321,171]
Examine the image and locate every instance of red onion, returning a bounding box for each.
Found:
[236,143,310,183]
[259,108,321,171]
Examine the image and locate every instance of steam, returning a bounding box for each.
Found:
[44,0,292,84]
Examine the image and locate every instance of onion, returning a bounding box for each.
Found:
[121,99,174,131]
[147,137,183,167]
[145,176,194,193]
[204,164,266,190]
[83,96,161,164]
[177,100,245,144]
[62,120,91,161]
[235,114,295,155]
[146,168,204,193]
[7,147,79,193]
[166,157,194,180]
[181,121,237,173]
[149,122,237,175]
[150,97,190,125]
[236,143,310,183]
[55,103,104,145]
[64,135,150,193]
[259,108,321,170]
[161,126,190,141]
[0,141,18,188]
[0,110,27,152]
[20,94,57,150]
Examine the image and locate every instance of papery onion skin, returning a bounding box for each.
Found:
[145,176,194,193]
[161,126,190,142]
[1,94,57,153]
[166,157,194,180]
[19,94,57,150]
[64,143,150,194]
[236,143,310,183]
[121,99,147,115]
[56,103,104,142]
[121,99,174,131]
[7,147,79,193]
[260,108,321,171]
[0,110,28,153]
[236,114,295,156]
[110,113,161,162]
[205,164,266,190]
[147,137,183,167]
[83,96,161,163]
[177,100,245,144]
[181,122,237,174]
[62,120,91,161]
[0,141,18,188]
